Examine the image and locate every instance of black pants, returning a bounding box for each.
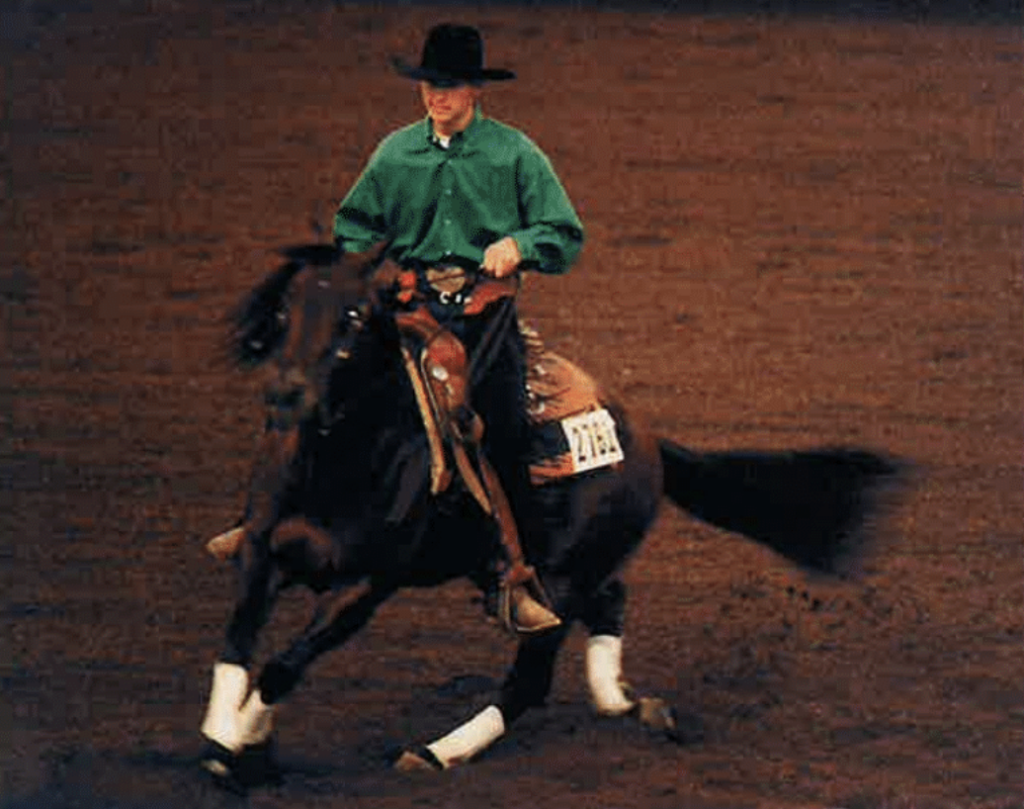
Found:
[434,301,533,536]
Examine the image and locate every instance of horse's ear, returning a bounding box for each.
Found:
[278,242,341,266]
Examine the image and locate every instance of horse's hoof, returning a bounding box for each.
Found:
[393,747,445,772]
[636,697,704,745]
[636,697,681,740]
[238,738,284,787]
[200,739,282,792]
[200,742,248,794]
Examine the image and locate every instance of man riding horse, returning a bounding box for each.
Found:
[331,24,585,634]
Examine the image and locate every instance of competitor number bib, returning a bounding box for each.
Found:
[559,408,625,475]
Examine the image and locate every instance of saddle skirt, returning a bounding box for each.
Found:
[521,325,626,485]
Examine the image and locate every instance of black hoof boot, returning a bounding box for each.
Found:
[200,741,248,795]
[200,738,282,793]
[237,738,283,788]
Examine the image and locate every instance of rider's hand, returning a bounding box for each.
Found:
[481,237,521,278]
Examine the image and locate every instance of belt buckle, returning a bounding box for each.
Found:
[426,265,470,305]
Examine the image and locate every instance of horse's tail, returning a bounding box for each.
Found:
[658,439,904,577]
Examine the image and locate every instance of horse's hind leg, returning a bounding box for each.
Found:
[395,622,572,772]
[499,622,571,724]
[581,578,686,741]
[580,577,635,717]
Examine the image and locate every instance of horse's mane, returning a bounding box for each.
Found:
[227,244,350,369]
[226,260,301,368]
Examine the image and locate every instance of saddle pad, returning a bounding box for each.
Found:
[524,346,625,485]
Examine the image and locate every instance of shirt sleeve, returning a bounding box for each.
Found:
[508,143,585,275]
[333,147,389,253]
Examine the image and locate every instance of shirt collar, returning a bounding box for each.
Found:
[423,107,484,152]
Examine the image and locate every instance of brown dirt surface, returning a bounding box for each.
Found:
[2,3,1020,808]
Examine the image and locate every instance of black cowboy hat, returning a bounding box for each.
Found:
[392,24,515,86]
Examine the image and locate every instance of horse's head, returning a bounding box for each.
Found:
[252,242,388,430]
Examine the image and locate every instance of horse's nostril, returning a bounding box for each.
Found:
[282,367,308,389]
[265,366,312,407]
[265,385,305,409]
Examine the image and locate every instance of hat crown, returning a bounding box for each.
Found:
[421,24,484,76]
[392,23,515,84]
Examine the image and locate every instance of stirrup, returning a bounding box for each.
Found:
[497,567,562,637]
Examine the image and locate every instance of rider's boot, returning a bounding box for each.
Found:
[478,554,561,636]
[474,448,561,636]
[499,561,562,636]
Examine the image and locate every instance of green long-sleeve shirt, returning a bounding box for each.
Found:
[333,110,584,274]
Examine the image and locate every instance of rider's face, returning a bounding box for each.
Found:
[420,81,480,137]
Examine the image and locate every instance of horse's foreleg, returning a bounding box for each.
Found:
[242,425,302,548]
[203,440,296,758]
[202,544,283,755]
[202,422,299,730]
[208,423,302,563]
[222,546,278,666]
[218,582,392,767]
[202,581,393,789]
[203,424,300,751]
[255,580,395,707]
[201,589,352,761]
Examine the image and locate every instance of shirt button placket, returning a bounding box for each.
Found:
[440,161,454,255]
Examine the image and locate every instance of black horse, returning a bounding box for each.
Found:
[199,243,899,789]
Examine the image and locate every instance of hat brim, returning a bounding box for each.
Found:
[391,57,516,84]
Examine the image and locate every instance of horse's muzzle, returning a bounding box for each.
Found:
[265,366,314,429]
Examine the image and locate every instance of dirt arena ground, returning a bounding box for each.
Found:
[1,2,1020,807]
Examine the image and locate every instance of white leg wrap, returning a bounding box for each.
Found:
[426,705,505,769]
[201,662,249,752]
[586,635,635,716]
[237,689,276,748]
